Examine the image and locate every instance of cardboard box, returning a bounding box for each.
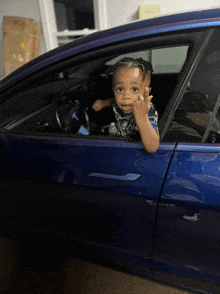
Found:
[139,4,161,19]
[3,16,42,76]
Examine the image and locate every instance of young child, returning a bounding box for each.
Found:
[92,57,159,153]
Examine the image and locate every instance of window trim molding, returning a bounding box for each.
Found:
[94,0,108,31]
[38,0,58,51]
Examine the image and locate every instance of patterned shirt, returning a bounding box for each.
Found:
[113,102,159,138]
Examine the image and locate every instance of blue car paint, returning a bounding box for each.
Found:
[0,134,175,198]
[1,8,220,293]
[152,142,220,286]
[0,133,175,264]
[1,9,220,93]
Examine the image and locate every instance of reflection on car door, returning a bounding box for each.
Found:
[152,143,220,292]
[152,28,220,292]
[0,133,174,267]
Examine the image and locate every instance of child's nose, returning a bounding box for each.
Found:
[123,90,131,98]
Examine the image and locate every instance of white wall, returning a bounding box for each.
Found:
[106,0,220,28]
[0,0,46,78]
[1,0,220,78]
[0,18,3,79]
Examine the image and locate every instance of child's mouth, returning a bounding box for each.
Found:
[121,104,132,108]
[121,105,133,113]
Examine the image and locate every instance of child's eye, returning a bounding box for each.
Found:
[132,87,138,93]
[117,87,123,93]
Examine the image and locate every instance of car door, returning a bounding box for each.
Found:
[0,28,207,274]
[0,43,178,272]
[152,28,220,293]
[0,132,174,262]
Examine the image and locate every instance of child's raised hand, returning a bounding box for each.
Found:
[133,87,153,119]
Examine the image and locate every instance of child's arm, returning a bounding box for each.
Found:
[133,87,159,153]
[92,98,115,112]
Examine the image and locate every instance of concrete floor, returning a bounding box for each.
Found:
[0,236,195,293]
[65,258,194,294]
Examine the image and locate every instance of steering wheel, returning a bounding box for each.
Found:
[55,91,90,134]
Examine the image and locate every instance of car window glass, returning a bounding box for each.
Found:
[206,102,220,143]
[163,29,220,143]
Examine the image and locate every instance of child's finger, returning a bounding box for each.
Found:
[143,88,150,101]
[144,87,150,96]
[148,95,153,101]
[147,95,153,103]
[137,94,144,102]
[143,95,153,107]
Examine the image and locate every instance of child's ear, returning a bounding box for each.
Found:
[149,87,152,93]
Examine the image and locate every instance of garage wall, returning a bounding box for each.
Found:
[0,21,3,79]
[0,0,46,79]
[0,0,220,79]
[106,0,220,28]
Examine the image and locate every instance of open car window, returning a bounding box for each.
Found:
[107,46,188,74]
[0,44,191,140]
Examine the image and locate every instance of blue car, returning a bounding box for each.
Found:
[1,8,220,293]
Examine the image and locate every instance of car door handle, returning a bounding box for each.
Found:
[89,173,141,181]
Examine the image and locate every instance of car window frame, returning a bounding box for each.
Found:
[0,28,211,142]
[201,93,220,142]
[159,28,216,140]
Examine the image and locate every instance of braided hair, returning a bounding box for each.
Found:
[106,57,153,80]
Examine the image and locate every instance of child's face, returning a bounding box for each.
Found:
[112,67,151,115]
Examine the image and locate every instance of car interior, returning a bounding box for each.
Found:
[3,26,220,146]
[0,45,191,141]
